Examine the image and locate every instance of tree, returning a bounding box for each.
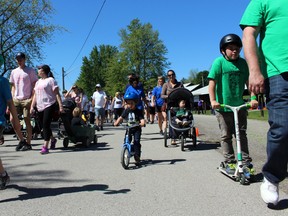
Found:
[195,70,209,86]
[185,69,209,86]
[118,18,170,88]
[0,0,62,76]
[76,45,118,97]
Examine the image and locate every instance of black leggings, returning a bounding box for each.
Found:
[38,103,57,141]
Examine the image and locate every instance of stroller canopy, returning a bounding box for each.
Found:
[167,88,194,109]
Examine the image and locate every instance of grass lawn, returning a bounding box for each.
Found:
[201,109,268,121]
[247,109,268,121]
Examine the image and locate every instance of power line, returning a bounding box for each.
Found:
[65,0,107,75]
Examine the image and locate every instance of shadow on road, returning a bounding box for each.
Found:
[0,184,131,203]
[194,141,221,151]
[141,158,186,167]
[268,199,288,210]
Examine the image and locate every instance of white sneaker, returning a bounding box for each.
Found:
[260,177,279,206]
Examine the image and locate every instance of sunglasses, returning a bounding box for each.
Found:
[167,74,175,77]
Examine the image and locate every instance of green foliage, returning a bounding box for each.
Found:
[76,18,170,97]
[187,70,209,86]
[118,18,170,88]
[0,0,63,76]
[76,45,118,97]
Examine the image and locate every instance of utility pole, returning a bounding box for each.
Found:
[62,67,65,90]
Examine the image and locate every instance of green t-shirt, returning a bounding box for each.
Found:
[240,0,288,78]
[208,56,248,112]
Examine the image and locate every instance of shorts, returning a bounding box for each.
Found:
[155,106,162,113]
[95,107,105,118]
[149,106,155,115]
[13,98,32,118]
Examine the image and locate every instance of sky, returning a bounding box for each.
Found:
[42,0,251,91]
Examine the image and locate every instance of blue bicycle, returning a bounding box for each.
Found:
[120,124,140,169]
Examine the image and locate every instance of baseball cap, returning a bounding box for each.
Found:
[95,84,101,88]
[15,52,26,59]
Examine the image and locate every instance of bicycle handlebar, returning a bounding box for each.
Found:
[123,123,140,129]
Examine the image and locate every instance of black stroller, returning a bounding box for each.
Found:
[163,88,197,151]
[61,99,97,148]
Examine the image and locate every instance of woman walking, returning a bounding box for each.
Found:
[151,76,166,135]
[30,65,63,154]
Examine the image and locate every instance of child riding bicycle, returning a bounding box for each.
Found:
[114,92,145,165]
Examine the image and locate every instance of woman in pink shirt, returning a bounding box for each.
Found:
[30,65,63,154]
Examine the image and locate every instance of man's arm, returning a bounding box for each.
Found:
[242,26,265,94]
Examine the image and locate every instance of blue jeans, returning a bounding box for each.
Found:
[263,73,288,184]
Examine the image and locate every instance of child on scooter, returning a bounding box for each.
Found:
[114,92,145,165]
[208,34,258,174]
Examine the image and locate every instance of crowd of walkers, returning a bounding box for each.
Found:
[1,4,288,206]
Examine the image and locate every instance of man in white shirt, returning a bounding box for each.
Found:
[92,84,107,130]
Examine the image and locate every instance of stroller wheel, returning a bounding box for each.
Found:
[180,136,185,151]
[83,137,91,147]
[63,137,69,148]
[93,135,97,144]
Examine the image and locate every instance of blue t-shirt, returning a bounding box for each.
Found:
[0,77,12,126]
[125,85,145,110]
[152,86,164,107]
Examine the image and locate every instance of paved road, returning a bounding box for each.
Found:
[0,114,287,215]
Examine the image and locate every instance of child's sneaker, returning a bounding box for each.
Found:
[182,121,189,126]
[134,154,141,166]
[260,177,279,206]
[50,138,57,149]
[225,162,236,174]
[40,146,49,154]
[0,171,10,190]
[243,162,255,178]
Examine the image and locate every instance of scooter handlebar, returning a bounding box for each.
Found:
[220,103,251,109]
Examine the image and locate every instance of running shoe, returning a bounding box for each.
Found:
[21,143,32,151]
[15,140,27,151]
[40,146,49,154]
[260,177,279,206]
[225,163,236,174]
[0,171,10,190]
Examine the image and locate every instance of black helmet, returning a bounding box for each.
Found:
[219,34,242,53]
[15,52,26,59]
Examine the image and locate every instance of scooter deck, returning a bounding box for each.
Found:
[218,166,238,181]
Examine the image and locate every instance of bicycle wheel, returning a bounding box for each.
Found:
[121,146,130,169]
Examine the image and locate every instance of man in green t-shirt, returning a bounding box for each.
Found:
[240,0,288,207]
[208,34,258,177]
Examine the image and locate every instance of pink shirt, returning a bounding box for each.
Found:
[34,78,58,112]
[10,66,38,100]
